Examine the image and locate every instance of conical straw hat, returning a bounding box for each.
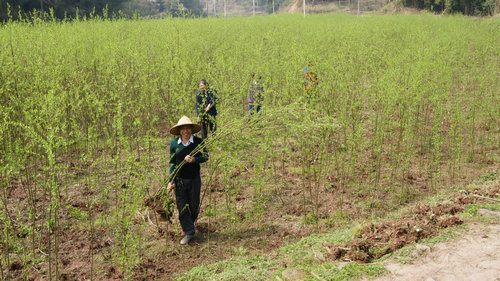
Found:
[169,116,201,135]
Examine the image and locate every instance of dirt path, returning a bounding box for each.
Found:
[375,221,500,281]
[288,0,299,13]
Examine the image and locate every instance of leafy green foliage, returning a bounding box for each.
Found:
[317,262,387,280]
[0,0,206,21]
[0,13,498,280]
[401,0,498,15]
[178,256,275,280]
[0,0,129,21]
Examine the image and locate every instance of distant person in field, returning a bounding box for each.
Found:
[196,79,218,139]
[167,116,208,245]
[303,64,319,101]
[248,73,264,115]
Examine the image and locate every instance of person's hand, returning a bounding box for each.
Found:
[184,155,195,163]
[205,104,211,112]
[167,182,175,191]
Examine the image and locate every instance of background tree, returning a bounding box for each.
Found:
[1,0,128,21]
[401,0,497,15]
[0,0,205,21]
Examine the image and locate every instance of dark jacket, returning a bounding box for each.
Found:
[169,136,208,180]
[196,88,218,117]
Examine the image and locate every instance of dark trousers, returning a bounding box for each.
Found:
[200,116,216,139]
[174,175,201,235]
[249,104,261,115]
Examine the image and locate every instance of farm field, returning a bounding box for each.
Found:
[1,13,499,280]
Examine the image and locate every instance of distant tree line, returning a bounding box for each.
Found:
[0,0,205,21]
[161,0,204,16]
[0,0,128,20]
[401,0,499,15]
[265,0,286,13]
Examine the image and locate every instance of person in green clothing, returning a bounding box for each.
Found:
[196,79,218,139]
[167,116,208,245]
[248,73,264,115]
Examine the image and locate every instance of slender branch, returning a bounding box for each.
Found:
[471,194,500,203]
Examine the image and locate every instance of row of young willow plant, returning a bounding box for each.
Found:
[0,13,499,279]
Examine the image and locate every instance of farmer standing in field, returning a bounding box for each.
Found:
[248,73,264,115]
[167,116,208,245]
[196,79,218,139]
[303,64,319,101]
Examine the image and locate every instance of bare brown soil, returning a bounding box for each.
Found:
[375,222,500,281]
[2,151,498,280]
[324,184,500,263]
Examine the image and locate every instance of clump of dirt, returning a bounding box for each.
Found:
[195,221,217,234]
[144,191,175,223]
[9,261,22,271]
[438,216,463,228]
[324,186,497,263]
[285,204,305,216]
